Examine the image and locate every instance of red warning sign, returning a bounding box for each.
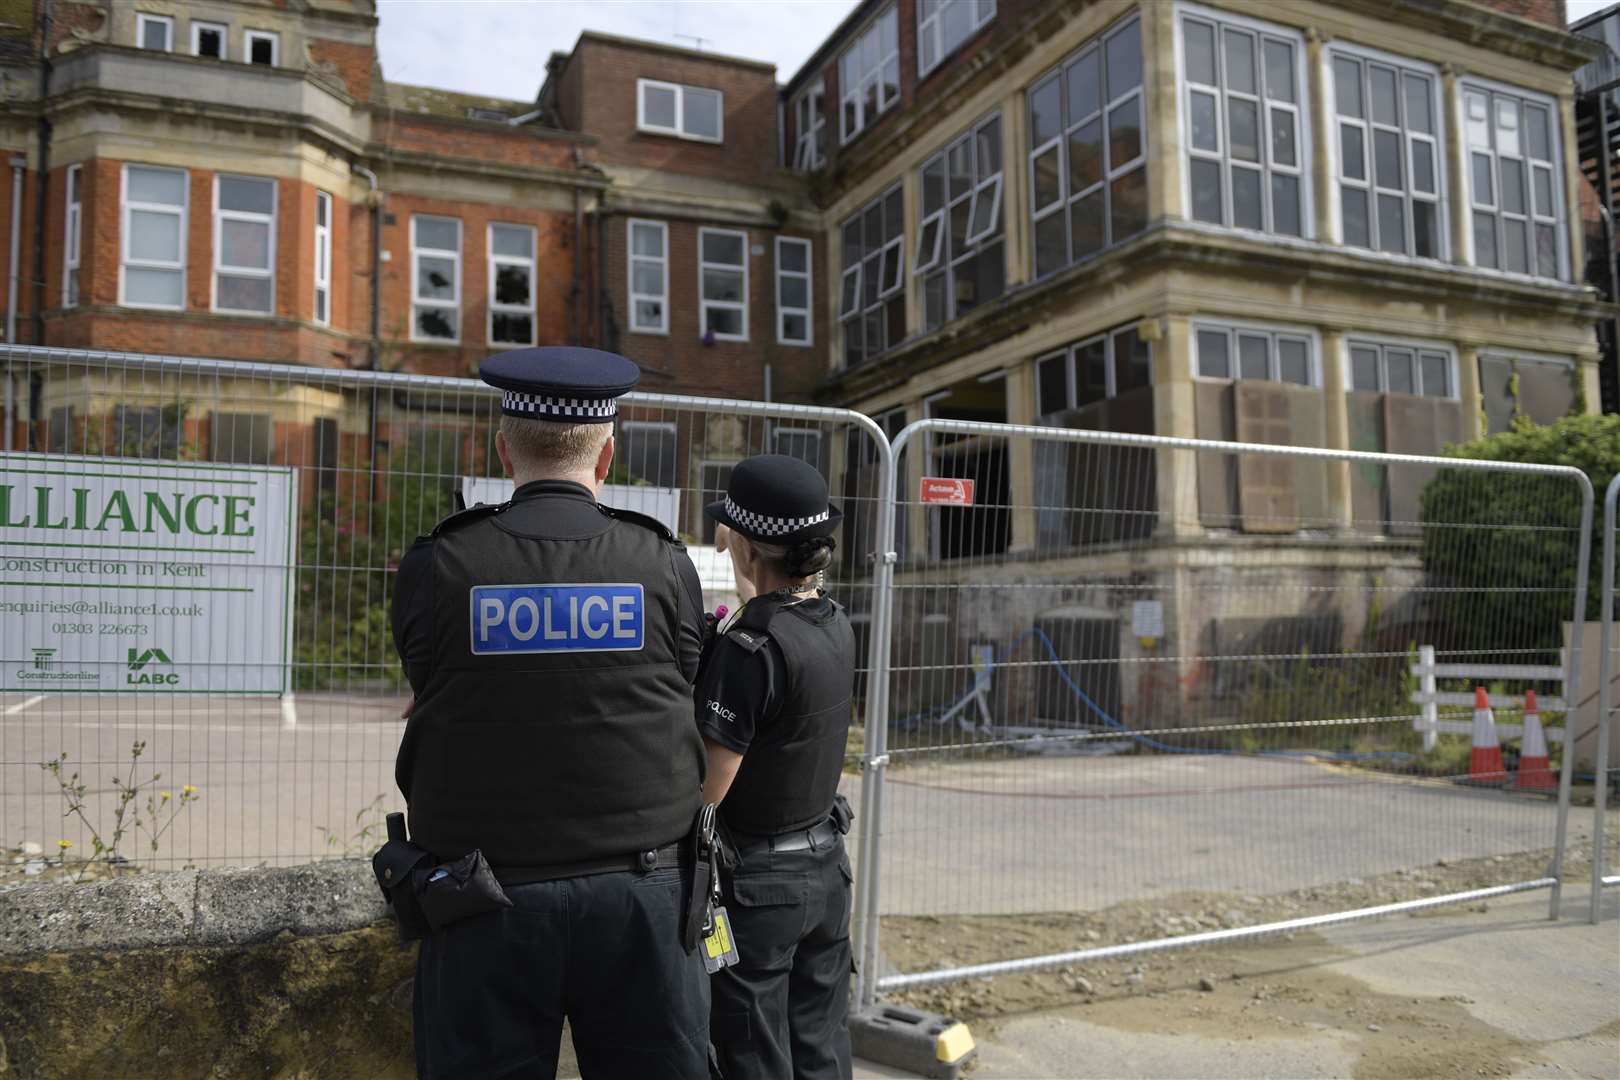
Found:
[920,477,975,506]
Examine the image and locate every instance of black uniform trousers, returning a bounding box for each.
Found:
[413,863,711,1080]
[710,833,853,1080]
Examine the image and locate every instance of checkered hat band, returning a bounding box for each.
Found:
[724,495,830,537]
[502,391,617,419]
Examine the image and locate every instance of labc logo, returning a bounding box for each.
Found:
[127,647,180,686]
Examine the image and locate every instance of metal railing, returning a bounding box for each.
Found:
[1591,473,1620,918]
[0,345,893,938]
[856,418,1590,1003]
[2,344,1607,1011]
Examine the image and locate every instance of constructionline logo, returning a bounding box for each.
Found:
[15,645,97,683]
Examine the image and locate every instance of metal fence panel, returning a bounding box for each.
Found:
[0,346,892,919]
[861,419,1589,998]
[1593,474,1620,919]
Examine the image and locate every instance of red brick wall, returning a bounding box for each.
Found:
[570,38,786,188]
[602,213,826,403]
[308,38,376,101]
[1471,0,1565,28]
[377,192,579,377]
[373,115,581,171]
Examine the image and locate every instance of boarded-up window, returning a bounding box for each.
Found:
[1346,342,1464,534]
[1193,323,1326,532]
[1481,353,1577,434]
[1196,384,1328,531]
[210,412,272,464]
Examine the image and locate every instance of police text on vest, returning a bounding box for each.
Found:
[470,584,645,654]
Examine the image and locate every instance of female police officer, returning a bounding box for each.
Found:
[695,454,857,1080]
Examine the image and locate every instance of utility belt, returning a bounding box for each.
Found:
[371,812,710,948]
[721,793,854,863]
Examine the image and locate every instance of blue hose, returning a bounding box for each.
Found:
[896,626,1415,764]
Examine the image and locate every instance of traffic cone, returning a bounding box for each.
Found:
[1514,690,1557,791]
[1469,687,1507,784]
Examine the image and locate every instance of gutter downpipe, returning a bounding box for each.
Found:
[352,164,382,503]
[571,181,582,346]
[7,156,25,451]
[31,0,54,348]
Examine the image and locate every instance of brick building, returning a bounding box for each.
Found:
[0,0,1610,722]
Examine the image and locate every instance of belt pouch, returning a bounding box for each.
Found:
[830,793,855,835]
[414,848,513,932]
[372,838,433,942]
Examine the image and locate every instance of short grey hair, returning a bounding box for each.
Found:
[499,415,612,472]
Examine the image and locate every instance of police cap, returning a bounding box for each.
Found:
[480,346,640,423]
[705,454,842,545]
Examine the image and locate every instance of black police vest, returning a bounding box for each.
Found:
[720,598,856,836]
[399,502,703,871]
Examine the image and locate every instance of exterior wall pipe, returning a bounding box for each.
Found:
[31,0,53,346]
[6,155,23,451]
[351,164,382,505]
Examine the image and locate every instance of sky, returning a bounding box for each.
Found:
[378,1,1617,104]
[1569,0,1618,24]
[376,0,863,102]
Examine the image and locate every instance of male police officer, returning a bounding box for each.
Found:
[391,347,710,1079]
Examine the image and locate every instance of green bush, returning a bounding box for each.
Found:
[1419,413,1620,655]
[293,430,469,691]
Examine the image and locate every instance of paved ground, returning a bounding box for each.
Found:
[3,693,1604,915]
[855,885,1620,1079]
[846,753,1593,916]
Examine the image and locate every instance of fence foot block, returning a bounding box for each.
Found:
[850,1003,976,1079]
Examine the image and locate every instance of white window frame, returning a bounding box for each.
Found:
[775,236,813,347]
[63,164,82,309]
[1175,3,1312,239]
[1344,336,1458,399]
[1327,44,1447,260]
[244,29,279,67]
[211,174,277,317]
[136,13,173,52]
[839,185,906,366]
[918,0,996,78]
[698,226,749,343]
[627,218,669,336]
[488,222,538,347]
[313,190,331,327]
[1190,319,1321,386]
[1035,324,1155,417]
[636,78,725,143]
[191,19,227,59]
[119,164,188,312]
[917,110,1006,329]
[1460,76,1568,282]
[792,80,827,171]
[840,6,900,145]
[1027,14,1148,279]
[410,215,462,344]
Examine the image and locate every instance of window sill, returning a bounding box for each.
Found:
[634,126,723,146]
[629,326,670,337]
